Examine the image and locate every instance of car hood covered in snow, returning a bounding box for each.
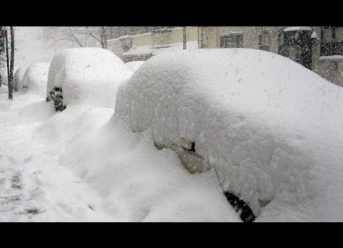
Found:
[115,48,343,221]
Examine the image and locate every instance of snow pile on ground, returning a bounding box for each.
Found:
[126,61,145,72]
[22,62,50,98]
[115,48,343,221]
[47,48,132,108]
[14,64,29,91]
[32,102,239,222]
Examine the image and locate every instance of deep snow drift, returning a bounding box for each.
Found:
[115,49,343,221]
[33,102,239,222]
[22,62,50,98]
[47,48,132,108]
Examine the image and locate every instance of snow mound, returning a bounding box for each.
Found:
[22,62,50,98]
[14,64,29,91]
[47,48,132,108]
[126,61,145,72]
[115,48,343,221]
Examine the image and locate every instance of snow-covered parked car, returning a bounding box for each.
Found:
[47,48,132,111]
[115,49,343,222]
[22,62,50,98]
[14,64,29,91]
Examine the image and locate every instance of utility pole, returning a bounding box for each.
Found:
[183,26,187,50]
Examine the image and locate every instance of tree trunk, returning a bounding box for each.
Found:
[101,27,107,49]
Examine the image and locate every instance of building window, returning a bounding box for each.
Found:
[320,26,343,56]
[220,34,243,48]
[259,31,271,51]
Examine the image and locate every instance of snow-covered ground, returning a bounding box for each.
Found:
[0,85,239,222]
[0,88,116,221]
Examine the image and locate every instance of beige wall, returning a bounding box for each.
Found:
[132,33,152,47]
[107,26,343,87]
[151,27,199,47]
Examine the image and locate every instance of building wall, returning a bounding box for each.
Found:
[107,26,343,86]
[310,26,343,86]
[132,33,152,47]
[204,26,343,87]
[151,27,199,47]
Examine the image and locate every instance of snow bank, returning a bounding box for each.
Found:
[22,62,50,98]
[47,48,132,108]
[126,61,145,72]
[115,49,343,221]
[32,102,240,222]
[14,64,29,91]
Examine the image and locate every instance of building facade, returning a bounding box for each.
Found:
[107,26,343,87]
[200,26,343,86]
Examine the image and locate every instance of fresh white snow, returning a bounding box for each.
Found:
[0,87,116,221]
[115,48,343,221]
[126,61,145,72]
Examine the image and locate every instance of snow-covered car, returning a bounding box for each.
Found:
[22,62,50,98]
[115,49,343,221]
[14,64,29,91]
[46,48,132,111]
